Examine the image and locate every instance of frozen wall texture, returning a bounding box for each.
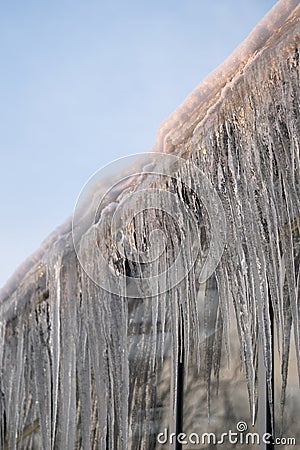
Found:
[0,0,300,449]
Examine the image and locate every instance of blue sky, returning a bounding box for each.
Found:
[0,0,277,287]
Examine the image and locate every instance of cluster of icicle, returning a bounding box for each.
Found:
[0,1,299,449]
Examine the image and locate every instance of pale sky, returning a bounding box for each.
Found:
[0,0,277,287]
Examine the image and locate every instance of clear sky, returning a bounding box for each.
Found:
[0,0,277,288]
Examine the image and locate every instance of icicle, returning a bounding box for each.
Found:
[49,259,61,449]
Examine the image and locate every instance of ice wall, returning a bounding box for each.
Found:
[0,1,299,449]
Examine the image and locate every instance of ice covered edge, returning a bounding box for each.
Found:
[0,0,299,304]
